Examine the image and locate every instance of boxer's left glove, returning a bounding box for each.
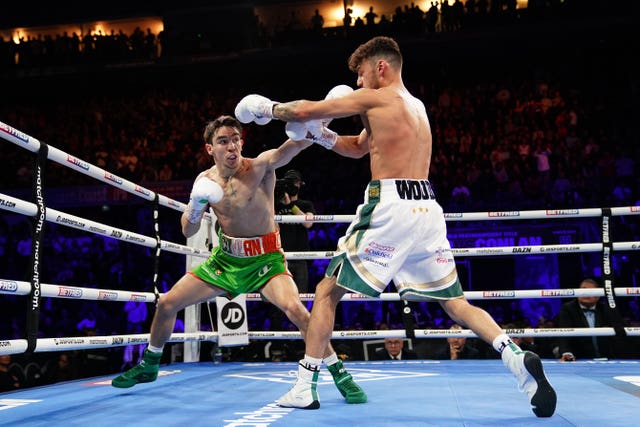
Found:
[235,94,277,125]
[185,177,223,223]
[323,84,353,127]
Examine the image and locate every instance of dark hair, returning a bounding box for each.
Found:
[581,278,600,287]
[348,36,402,73]
[203,115,242,144]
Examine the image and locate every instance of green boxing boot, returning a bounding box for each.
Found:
[112,349,162,388]
[327,360,367,404]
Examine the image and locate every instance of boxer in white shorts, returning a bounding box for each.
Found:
[326,179,464,300]
[236,36,556,417]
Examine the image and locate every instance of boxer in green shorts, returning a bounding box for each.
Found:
[112,115,366,406]
[189,230,289,299]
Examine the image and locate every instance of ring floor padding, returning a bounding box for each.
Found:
[1,359,639,426]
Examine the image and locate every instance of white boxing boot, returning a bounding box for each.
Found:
[276,360,320,409]
[502,343,557,417]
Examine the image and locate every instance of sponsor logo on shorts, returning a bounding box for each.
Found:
[363,256,388,268]
[0,280,18,292]
[435,247,453,264]
[258,265,273,277]
[364,247,393,259]
[369,242,396,252]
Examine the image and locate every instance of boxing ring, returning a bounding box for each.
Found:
[2,120,640,426]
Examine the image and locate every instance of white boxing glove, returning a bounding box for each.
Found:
[234,94,277,125]
[323,84,354,127]
[185,177,223,223]
[307,125,338,150]
[325,84,354,100]
[285,122,308,141]
[285,120,323,141]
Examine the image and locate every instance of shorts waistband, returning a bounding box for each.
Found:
[219,230,282,257]
[367,179,436,201]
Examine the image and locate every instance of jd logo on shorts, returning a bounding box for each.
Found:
[221,302,246,329]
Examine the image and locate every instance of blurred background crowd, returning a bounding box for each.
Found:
[1,0,638,391]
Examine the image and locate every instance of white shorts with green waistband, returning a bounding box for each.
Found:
[325,179,464,301]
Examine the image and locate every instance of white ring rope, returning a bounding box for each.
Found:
[2,327,640,356]
[1,121,639,358]
[3,278,639,301]
[0,192,211,258]
[276,206,640,224]
[3,191,639,262]
[1,120,187,213]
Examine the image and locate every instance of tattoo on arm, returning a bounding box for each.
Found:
[273,101,304,122]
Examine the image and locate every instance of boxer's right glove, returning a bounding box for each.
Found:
[284,120,336,150]
[284,84,352,146]
[287,121,337,149]
[185,177,223,223]
[235,94,277,125]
